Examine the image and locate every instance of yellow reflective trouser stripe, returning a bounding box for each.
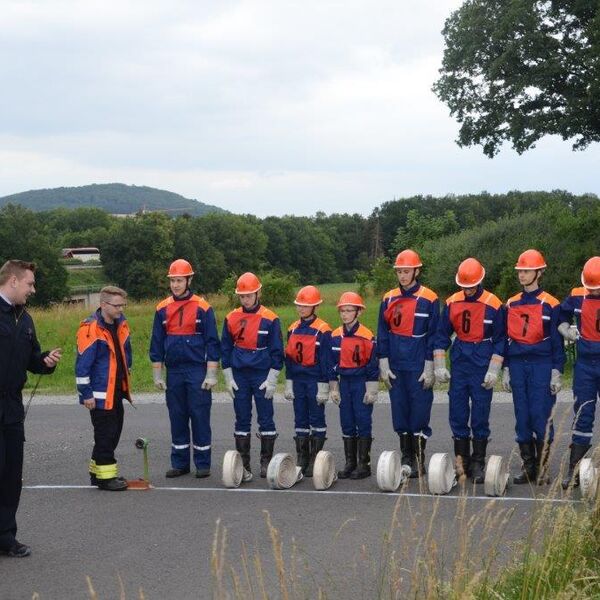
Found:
[95,463,119,479]
[89,459,97,475]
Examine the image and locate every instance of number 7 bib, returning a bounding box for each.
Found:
[507,304,544,344]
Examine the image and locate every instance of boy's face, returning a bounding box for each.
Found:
[169,276,188,297]
[587,288,600,297]
[517,269,538,287]
[461,286,477,297]
[239,293,258,309]
[395,267,416,288]
[339,305,359,326]
[296,305,314,319]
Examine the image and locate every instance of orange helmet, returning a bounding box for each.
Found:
[336,291,366,309]
[515,249,546,270]
[294,285,322,306]
[581,257,600,290]
[456,258,485,288]
[168,259,194,277]
[235,272,262,294]
[394,249,422,269]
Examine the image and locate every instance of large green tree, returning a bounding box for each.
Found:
[433,1,600,156]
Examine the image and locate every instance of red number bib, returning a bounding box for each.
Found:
[339,336,373,368]
[580,298,600,341]
[165,301,197,335]
[227,311,262,350]
[384,297,417,336]
[507,304,544,344]
[449,302,485,342]
[285,333,318,366]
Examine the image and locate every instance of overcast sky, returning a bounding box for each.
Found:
[1,0,599,217]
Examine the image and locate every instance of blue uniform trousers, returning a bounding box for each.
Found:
[509,359,555,444]
[389,368,434,438]
[571,359,600,446]
[292,380,326,438]
[339,377,373,438]
[232,367,276,436]
[166,366,212,470]
[448,362,492,440]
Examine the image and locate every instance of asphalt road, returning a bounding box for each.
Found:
[0,391,586,599]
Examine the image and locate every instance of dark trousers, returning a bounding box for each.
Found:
[90,399,124,466]
[0,421,24,550]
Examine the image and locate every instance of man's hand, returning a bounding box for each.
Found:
[201,364,218,390]
[259,369,280,400]
[379,357,397,390]
[223,368,239,399]
[433,351,451,383]
[329,380,341,405]
[418,360,435,390]
[152,364,167,391]
[284,379,295,401]
[83,398,96,410]
[44,348,62,368]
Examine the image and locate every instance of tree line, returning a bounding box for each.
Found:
[1,190,599,304]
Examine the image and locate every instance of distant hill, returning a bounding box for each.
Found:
[0,183,226,216]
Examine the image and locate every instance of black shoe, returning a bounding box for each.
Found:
[258,434,277,478]
[411,435,427,478]
[91,474,126,486]
[165,467,190,478]
[338,436,357,479]
[195,468,211,479]
[513,441,536,484]
[471,438,488,484]
[562,443,590,490]
[97,477,128,491]
[294,436,310,474]
[235,434,252,477]
[1,541,31,558]
[350,437,372,479]
[305,436,326,478]
[453,437,471,479]
[399,433,414,471]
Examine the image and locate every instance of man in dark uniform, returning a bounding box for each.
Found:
[0,260,61,558]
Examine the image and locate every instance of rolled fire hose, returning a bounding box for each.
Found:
[222,450,244,488]
[579,458,599,501]
[267,453,303,490]
[312,450,337,490]
[427,453,457,495]
[484,455,509,497]
[376,450,410,492]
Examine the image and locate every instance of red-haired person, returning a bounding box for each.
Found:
[329,292,379,480]
[284,286,332,476]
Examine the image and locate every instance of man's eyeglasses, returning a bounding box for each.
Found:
[104,301,127,309]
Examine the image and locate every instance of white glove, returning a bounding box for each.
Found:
[550,369,562,394]
[201,365,218,390]
[363,381,379,404]
[152,365,167,391]
[434,351,451,383]
[418,360,434,390]
[316,382,329,405]
[558,322,579,342]
[379,357,397,390]
[482,354,503,390]
[284,379,295,401]
[223,367,239,399]
[502,367,511,393]
[329,380,341,405]
[259,368,280,400]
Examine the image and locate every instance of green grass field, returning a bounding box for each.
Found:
[29,283,376,394]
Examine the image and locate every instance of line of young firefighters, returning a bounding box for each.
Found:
[75,251,600,492]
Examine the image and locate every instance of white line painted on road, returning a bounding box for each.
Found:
[24,485,582,504]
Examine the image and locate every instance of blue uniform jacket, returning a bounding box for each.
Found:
[505,289,565,371]
[149,292,220,369]
[76,309,132,409]
[285,316,332,382]
[434,287,505,368]
[559,287,600,361]
[221,304,284,371]
[330,321,378,381]
[377,281,439,371]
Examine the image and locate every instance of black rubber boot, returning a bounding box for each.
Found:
[338,437,357,479]
[97,477,128,491]
[471,438,488,484]
[294,436,310,474]
[411,435,427,478]
[561,443,590,490]
[235,434,252,480]
[305,436,326,478]
[513,441,536,484]
[453,437,471,479]
[399,433,414,470]
[535,440,551,485]
[258,434,277,478]
[350,437,372,479]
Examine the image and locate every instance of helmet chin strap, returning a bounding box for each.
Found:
[522,270,540,288]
